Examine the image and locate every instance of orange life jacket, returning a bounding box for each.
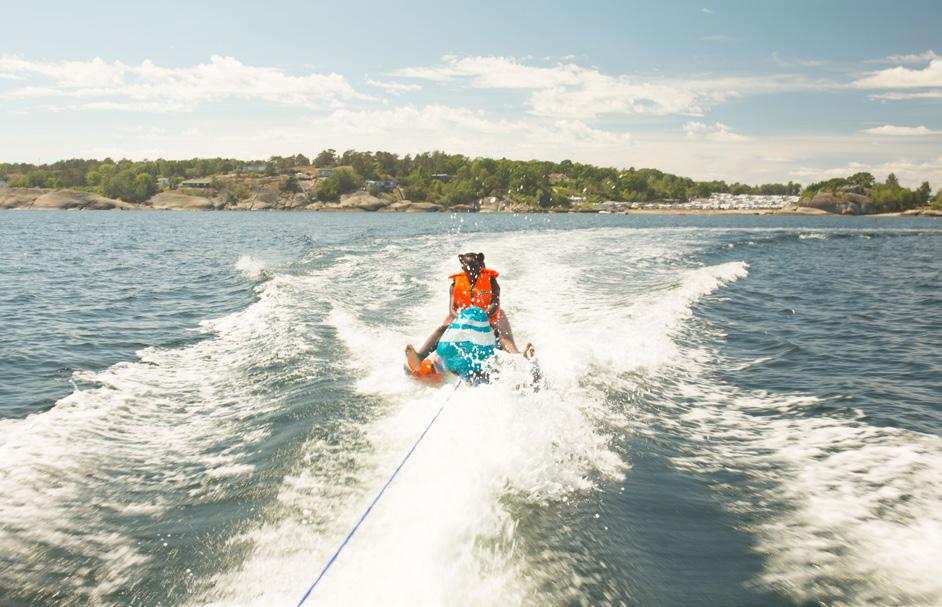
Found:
[450,268,500,324]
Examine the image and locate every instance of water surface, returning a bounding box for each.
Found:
[1,211,939,606]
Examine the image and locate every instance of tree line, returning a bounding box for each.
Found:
[4,150,938,209]
[308,149,802,206]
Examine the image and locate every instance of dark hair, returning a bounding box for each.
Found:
[458,252,485,266]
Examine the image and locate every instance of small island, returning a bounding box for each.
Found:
[1,150,940,216]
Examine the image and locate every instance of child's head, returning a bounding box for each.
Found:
[458,252,485,273]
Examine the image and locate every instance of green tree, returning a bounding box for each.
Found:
[931,189,942,210]
[98,163,117,188]
[915,181,931,206]
[103,169,136,201]
[133,173,156,203]
[24,170,48,187]
[317,168,360,201]
[403,173,430,201]
[848,172,876,188]
[314,149,337,167]
[443,179,476,206]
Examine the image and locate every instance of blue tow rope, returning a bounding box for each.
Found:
[294,380,463,606]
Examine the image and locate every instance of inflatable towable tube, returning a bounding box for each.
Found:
[436,306,496,378]
[406,307,496,384]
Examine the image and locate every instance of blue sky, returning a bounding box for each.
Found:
[2,0,941,186]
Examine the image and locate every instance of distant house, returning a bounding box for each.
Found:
[180,178,213,189]
[548,172,569,183]
[295,172,314,181]
[431,173,451,182]
[156,177,171,187]
[242,164,266,174]
[316,166,355,178]
[0,179,7,188]
[365,178,397,192]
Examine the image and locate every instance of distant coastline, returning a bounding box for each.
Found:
[2,149,940,216]
[2,186,940,217]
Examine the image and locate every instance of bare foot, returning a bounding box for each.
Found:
[523,343,535,359]
[404,344,422,370]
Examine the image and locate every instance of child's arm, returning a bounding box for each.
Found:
[487,276,501,317]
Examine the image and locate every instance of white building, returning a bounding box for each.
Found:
[628,193,798,211]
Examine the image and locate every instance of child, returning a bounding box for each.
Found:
[405,252,534,369]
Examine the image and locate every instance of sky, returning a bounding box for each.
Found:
[1,0,941,186]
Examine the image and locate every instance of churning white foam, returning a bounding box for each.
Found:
[0,272,323,604]
[7,222,938,607]
[234,254,272,280]
[659,351,942,606]
[194,227,749,606]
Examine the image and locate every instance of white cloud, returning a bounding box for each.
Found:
[701,34,731,43]
[770,52,826,68]
[365,79,421,95]
[395,55,584,89]
[682,121,751,142]
[852,59,942,88]
[702,7,713,14]
[880,50,941,64]
[223,104,634,167]
[861,125,941,136]
[539,120,631,145]
[528,78,712,119]
[0,54,366,111]
[870,90,942,101]
[394,55,827,120]
[399,55,708,118]
[302,105,630,147]
[56,100,191,113]
[307,105,526,137]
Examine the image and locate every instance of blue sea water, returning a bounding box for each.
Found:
[0,211,939,606]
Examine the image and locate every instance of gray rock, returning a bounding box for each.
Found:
[0,188,48,209]
[377,200,443,212]
[843,192,875,214]
[339,191,389,211]
[148,192,216,210]
[800,191,875,215]
[0,188,134,210]
[404,201,444,212]
[34,190,132,210]
[902,208,942,217]
[449,204,478,212]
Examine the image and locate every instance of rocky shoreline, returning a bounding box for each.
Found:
[2,187,940,216]
[0,187,451,212]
